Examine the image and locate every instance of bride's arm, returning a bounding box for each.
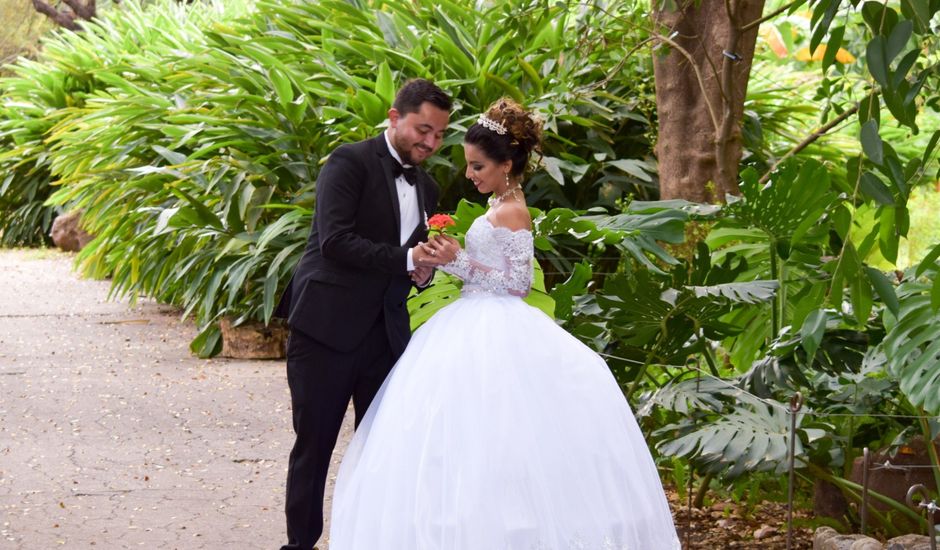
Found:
[438,230,533,296]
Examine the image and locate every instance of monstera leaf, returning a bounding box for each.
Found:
[724,160,836,258]
[596,269,778,365]
[638,376,730,417]
[655,390,827,478]
[576,199,719,274]
[882,263,940,414]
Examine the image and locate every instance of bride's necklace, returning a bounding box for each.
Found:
[487,184,521,207]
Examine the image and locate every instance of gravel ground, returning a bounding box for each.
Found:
[0,248,354,549]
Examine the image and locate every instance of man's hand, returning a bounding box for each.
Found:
[410,265,434,286]
[413,241,451,267]
[426,235,460,264]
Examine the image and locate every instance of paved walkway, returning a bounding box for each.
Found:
[0,249,352,549]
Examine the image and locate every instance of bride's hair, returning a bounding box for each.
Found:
[465,98,543,177]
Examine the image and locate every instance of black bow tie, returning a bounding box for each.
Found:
[393,161,418,186]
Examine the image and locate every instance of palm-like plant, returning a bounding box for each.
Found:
[1,0,659,354]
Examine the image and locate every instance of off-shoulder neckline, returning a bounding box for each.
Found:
[481,214,532,235]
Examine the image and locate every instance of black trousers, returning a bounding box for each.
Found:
[280,315,395,550]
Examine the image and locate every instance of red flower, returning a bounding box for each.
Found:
[427,213,456,234]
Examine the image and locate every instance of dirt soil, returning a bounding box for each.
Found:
[667,488,815,549]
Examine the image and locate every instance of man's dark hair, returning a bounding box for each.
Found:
[393,79,452,115]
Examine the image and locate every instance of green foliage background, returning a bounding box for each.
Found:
[2,0,940,526]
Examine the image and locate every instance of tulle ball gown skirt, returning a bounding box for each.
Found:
[329,294,680,549]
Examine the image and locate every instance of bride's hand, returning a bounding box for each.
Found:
[428,235,460,264]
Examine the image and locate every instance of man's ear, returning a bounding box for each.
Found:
[387,107,401,129]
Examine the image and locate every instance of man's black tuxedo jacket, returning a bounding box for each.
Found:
[274,134,438,356]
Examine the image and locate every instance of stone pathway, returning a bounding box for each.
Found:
[0,249,353,549]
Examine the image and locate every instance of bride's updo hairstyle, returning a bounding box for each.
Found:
[465,98,543,178]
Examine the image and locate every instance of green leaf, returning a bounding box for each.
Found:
[859,172,894,205]
[915,243,940,279]
[656,395,801,478]
[830,241,855,308]
[884,281,940,413]
[885,20,912,64]
[550,261,593,321]
[262,273,278,324]
[152,145,188,166]
[168,188,224,230]
[859,92,880,127]
[407,275,460,331]
[865,266,899,316]
[862,2,899,36]
[850,268,874,325]
[355,88,386,126]
[516,56,543,96]
[190,323,222,358]
[901,0,933,31]
[374,61,394,106]
[684,280,778,305]
[821,26,844,70]
[860,120,883,165]
[866,37,889,88]
[542,156,565,186]
[810,0,839,53]
[932,276,940,312]
[882,152,908,199]
[607,159,653,182]
[892,49,920,88]
[922,129,940,167]
[878,207,900,264]
[523,288,555,318]
[270,67,293,112]
[724,159,834,246]
[800,308,828,361]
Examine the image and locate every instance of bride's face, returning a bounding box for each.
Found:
[464,143,511,195]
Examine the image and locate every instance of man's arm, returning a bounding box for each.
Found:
[317,147,409,275]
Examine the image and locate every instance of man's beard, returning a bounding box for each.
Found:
[392,137,424,166]
[400,151,418,165]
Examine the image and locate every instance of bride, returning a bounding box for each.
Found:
[328,99,680,549]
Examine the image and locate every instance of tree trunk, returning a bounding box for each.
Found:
[31,0,96,31]
[1,0,52,66]
[652,0,766,203]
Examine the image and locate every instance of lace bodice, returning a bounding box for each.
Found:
[439,215,533,297]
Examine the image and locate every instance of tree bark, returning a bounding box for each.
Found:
[31,0,96,31]
[652,0,766,203]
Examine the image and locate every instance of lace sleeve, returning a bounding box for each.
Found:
[440,228,534,296]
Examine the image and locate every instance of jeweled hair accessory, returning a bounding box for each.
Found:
[477,114,508,135]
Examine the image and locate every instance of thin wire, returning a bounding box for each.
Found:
[597,351,660,366]
[541,272,622,275]
[682,363,792,412]
[803,412,940,420]
[597,351,792,412]
[871,462,940,471]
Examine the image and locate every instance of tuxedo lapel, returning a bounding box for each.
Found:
[415,173,428,230]
[372,136,402,238]
[403,174,433,247]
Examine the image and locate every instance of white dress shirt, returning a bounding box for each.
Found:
[384,131,421,271]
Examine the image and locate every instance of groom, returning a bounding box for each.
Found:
[273,79,453,550]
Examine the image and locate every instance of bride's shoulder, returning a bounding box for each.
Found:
[488,201,531,232]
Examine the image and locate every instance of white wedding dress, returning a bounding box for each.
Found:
[329,214,680,550]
